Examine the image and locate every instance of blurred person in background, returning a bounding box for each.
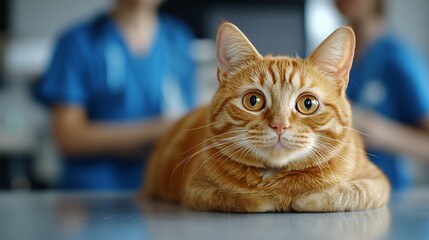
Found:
[336,0,429,189]
[37,0,196,190]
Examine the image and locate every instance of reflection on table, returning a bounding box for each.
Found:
[1,188,429,240]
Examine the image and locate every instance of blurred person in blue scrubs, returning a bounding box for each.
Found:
[38,0,196,190]
[335,0,429,189]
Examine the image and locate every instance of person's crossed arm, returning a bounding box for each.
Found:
[353,107,429,160]
[53,105,174,157]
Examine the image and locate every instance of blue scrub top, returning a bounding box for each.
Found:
[347,34,429,190]
[38,13,196,190]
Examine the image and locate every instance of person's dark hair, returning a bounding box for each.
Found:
[375,0,385,17]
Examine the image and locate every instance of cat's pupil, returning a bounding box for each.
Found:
[250,95,258,106]
[304,98,312,110]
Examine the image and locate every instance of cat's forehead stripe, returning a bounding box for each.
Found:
[263,68,273,85]
[282,62,292,89]
[291,70,301,89]
[258,70,265,87]
[269,62,280,85]
[259,59,306,90]
[250,75,260,86]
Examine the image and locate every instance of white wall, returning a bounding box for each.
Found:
[306,0,429,59]
[305,0,343,53]
[11,0,114,38]
[388,0,429,58]
[5,0,113,79]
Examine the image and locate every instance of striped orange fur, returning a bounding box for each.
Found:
[140,23,390,212]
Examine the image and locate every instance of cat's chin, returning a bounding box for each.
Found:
[258,145,293,167]
[257,143,311,168]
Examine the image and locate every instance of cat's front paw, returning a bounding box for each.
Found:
[291,191,331,212]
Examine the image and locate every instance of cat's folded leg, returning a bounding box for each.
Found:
[290,178,390,212]
[183,185,275,213]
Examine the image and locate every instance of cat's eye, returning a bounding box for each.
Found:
[296,94,319,115]
[242,91,265,111]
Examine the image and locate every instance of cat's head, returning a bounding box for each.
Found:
[208,22,356,169]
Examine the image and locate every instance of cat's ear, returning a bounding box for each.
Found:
[307,27,355,95]
[216,22,261,81]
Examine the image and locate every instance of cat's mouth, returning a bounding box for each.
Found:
[269,141,287,150]
[260,133,289,150]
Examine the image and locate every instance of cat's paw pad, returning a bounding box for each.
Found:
[291,192,330,212]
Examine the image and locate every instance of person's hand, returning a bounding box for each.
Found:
[116,116,178,160]
[352,105,429,159]
[351,106,387,149]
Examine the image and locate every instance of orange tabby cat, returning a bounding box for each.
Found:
[141,23,390,212]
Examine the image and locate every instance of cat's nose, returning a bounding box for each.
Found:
[269,122,290,135]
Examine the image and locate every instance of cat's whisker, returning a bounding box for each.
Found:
[307,148,326,181]
[318,134,380,163]
[300,138,351,180]
[202,141,247,182]
[314,133,379,159]
[313,141,369,179]
[178,129,254,155]
[178,132,249,165]
[237,141,254,165]
[182,122,218,132]
[309,146,340,181]
[207,157,230,184]
[187,137,253,181]
[207,159,225,181]
[207,140,254,183]
[324,148,368,180]
[185,138,252,180]
[182,133,251,169]
[238,141,253,159]
[170,133,250,184]
[206,144,241,177]
[341,126,373,138]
